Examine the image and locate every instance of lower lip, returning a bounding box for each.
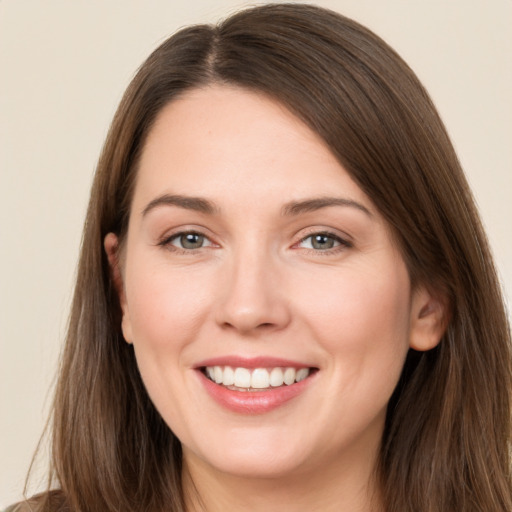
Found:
[197,370,315,414]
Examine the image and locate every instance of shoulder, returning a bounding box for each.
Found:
[3,504,33,512]
[3,490,68,512]
[3,505,27,512]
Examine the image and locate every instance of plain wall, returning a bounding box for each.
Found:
[1,0,511,506]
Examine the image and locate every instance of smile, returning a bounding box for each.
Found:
[204,366,311,391]
[196,358,318,414]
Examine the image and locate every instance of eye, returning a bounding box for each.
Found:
[297,232,349,251]
[164,231,213,250]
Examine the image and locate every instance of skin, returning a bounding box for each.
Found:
[105,85,445,511]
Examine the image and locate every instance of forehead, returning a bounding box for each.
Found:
[133,85,373,214]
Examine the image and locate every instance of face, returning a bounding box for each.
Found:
[106,85,441,482]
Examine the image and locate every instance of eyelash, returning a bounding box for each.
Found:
[295,231,352,254]
[158,231,215,254]
[158,229,352,255]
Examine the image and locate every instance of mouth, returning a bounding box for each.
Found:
[201,365,316,392]
[195,357,318,413]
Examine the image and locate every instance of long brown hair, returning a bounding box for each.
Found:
[20,3,511,511]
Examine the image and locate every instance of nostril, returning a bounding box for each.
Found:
[215,290,292,333]
[220,319,278,332]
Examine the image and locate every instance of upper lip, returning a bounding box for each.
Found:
[194,356,315,370]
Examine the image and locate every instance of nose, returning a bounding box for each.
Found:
[215,247,291,335]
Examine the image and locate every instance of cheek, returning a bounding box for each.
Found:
[295,259,412,381]
[302,255,410,334]
[121,259,214,425]
[292,261,412,445]
[123,259,212,349]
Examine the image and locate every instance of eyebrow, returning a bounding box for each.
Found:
[282,197,372,217]
[142,194,219,216]
[141,194,372,218]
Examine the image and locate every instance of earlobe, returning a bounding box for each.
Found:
[409,286,449,351]
[104,233,133,344]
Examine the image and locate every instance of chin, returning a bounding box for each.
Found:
[204,453,309,480]
[183,429,314,480]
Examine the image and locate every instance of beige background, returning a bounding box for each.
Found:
[1,0,511,506]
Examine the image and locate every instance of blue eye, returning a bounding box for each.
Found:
[299,233,347,250]
[166,232,212,250]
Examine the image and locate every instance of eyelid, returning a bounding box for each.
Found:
[157,226,219,252]
[155,225,352,254]
[170,232,213,248]
[292,227,353,252]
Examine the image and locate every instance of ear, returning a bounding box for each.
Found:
[104,233,133,344]
[409,286,449,351]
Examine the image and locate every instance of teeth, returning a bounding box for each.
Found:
[283,367,295,385]
[204,366,311,390]
[251,368,269,389]
[269,367,284,387]
[234,367,251,388]
[223,365,234,386]
[214,366,223,384]
[296,368,309,382]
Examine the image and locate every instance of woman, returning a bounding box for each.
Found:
[10,3,511,511]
